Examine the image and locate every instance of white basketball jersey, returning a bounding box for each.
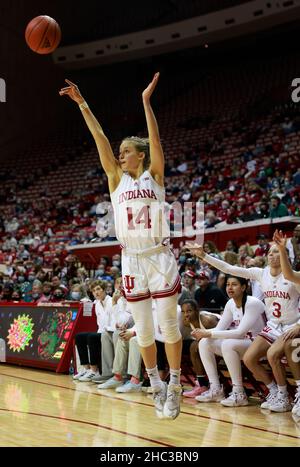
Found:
[259,267,300,325]
[202,255,300,327]
[110,170,169,251]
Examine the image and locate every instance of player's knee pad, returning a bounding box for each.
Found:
[136,332,155,348]
[159,321,181,344]
[128,298,154,347]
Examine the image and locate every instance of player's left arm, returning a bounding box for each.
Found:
[273,229,300,285]
[142,72,164,187]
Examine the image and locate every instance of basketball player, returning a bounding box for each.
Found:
[273,229,300,418]
[185,241,300,413]
[59,74,182,419]
[192,275,266,407]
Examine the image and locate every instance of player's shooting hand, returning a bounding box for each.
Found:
[142,72,160,103]
[59,79,85,105]
[273,229,287,250]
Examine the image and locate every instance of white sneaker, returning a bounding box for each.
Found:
[78,369,99,382]
[97,377,123,389]
[260,390,278,409]
[152,382,168,419]
[269,393,292,413]
[116,381,143,393]
[292,388,300,416]
[220,390,249,407]
[196,386,224,402]
[73,368,89,380]
[91,373,113,383]
[163,384,182,420]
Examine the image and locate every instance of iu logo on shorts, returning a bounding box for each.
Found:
[123,275,135,294]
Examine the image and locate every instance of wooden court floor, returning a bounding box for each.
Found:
[0,364,300,447]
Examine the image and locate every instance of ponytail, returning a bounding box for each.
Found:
[241,289,248,315]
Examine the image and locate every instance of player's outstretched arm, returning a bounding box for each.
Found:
[142,73,164,186]
[59,79,121,182]
[273,229,300,284]
[184,242,261,281]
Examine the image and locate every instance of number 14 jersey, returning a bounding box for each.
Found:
[111,170,169,251]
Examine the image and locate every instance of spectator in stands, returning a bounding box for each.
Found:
[109,266,121,280]
[293,167,300,186]
[38,281,53,303]
[68,283,90,302]
[2,234,17,251]
[51,258,62,277]
[203,241,221,259]
[0,283,13,301]
[254,234,270,257]
[30,283,43,303]
[179,270,199,305]
[95,261,111,280]
[194,271,227,311]
[51,275,60,288]
[11,288,22,301]
[216,272,226,293]
[17,244,30,261]
[193,275,266,407]
[51,286,67,302]
[112,254,121,268]
[287,225,300,271]
[204,211,221,228]
[36,269,50,283]
[238,243,254,266]
[224,251,239,266]
[105,281,114,296]
[270,196,289,218]
[257,202,270,219]
[225,240,238,253]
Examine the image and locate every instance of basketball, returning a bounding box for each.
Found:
[25,15,61,54]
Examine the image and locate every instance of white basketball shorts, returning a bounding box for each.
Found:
[121,244,181,302]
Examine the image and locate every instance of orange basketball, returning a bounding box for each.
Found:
[25,15,61,55]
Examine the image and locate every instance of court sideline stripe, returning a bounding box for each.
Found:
[1,371,300,441]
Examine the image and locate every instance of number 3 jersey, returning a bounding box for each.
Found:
[110,170,169,251]
[203,254,300,327]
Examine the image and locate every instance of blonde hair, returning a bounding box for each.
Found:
[122,136,150,169]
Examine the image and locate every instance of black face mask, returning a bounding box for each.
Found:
[54,293,64,299]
